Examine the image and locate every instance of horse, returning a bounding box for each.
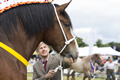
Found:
[0,1,78,80]
[66,54,104,80]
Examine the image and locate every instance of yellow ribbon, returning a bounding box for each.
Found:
[0,42,28,66]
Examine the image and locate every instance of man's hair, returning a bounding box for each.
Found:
[36,42,49,52]
[108,56,112,60]
[39,42,45,47]
[108,57,110,59]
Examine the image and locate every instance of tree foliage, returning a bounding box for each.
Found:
[76,37,88,47]
[95,39,109,47]
[94,39,120,51]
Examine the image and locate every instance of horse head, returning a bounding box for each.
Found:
[43,1,78,63]
[94,54,104,66]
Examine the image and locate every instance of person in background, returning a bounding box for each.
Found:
[103,57,107,63]
[117,56,120,63]
[104,56,118,80]
[32,57,37,65]
[32,42,61,80]
[94,62,105,77]
[116,56,120,79]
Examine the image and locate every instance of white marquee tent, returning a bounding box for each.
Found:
[79,46,120,56]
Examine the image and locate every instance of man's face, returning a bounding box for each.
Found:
[109,58,113,63]
[38,43,50,57]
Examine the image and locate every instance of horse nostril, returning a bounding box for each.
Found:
[70,55,75,61]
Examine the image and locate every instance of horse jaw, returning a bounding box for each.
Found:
[51,50,76,64]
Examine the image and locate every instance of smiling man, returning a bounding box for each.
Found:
[32,42,61,80]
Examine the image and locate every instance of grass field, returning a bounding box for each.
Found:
[27,73,105,80]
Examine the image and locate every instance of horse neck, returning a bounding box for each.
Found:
[84,55,95,65]
[0,28,43,61]
[91,54,96,65]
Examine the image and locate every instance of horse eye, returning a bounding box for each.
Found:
[64,23,70,27]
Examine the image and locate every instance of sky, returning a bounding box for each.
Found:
[0,0,120,44]
[53,0,120,44]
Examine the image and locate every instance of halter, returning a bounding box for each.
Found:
[52,4,76,54]
[95,57,103,64]
[52,4,76,80]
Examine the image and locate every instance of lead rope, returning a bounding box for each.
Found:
[90,55,94,73]
[49,56,63,80]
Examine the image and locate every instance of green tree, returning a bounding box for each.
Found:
[76,37,88,47]
[95,39,109,47]
[108,42,120,49]
[108,42,116,47]
[95,39,102,47]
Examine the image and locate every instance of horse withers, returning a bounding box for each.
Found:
[67,54,104,80]
[0,1,78,80]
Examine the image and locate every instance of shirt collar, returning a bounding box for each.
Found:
[41,56,49,64]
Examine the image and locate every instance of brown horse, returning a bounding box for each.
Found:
[67,54,104,80]
[0,1,78,80]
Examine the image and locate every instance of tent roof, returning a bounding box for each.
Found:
[79,46,120,56]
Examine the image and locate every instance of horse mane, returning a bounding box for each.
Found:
[82,54,98,61]
[0,3,54,38]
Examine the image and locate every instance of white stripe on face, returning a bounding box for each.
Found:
[100,56,102,60]
[70,28,79,54]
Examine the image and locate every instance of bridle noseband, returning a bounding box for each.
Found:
[95,57,103,64]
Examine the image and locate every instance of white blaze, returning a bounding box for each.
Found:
[70,28,79,54]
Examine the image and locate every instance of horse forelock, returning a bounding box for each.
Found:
[0,3,54,40]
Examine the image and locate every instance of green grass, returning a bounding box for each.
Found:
[27,73,33,80]
[27,73,105,80]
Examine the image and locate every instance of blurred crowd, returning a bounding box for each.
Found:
[94,56,120,80]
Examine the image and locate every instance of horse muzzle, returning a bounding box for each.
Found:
[100,63,104,67]
[64,52,78,63]
[64,57,77,64]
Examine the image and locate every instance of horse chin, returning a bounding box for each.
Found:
[100,64,104,67]
[99,63,104,67]
[63,51,78,63]
[64,57,77,64]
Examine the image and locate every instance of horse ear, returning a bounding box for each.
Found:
[99,53,100,55]
[95,54,98,57]
[57,0,72,12]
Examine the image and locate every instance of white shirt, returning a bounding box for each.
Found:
[104,61,117,70]
[41,57,49,66]
[32,59,36,65]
